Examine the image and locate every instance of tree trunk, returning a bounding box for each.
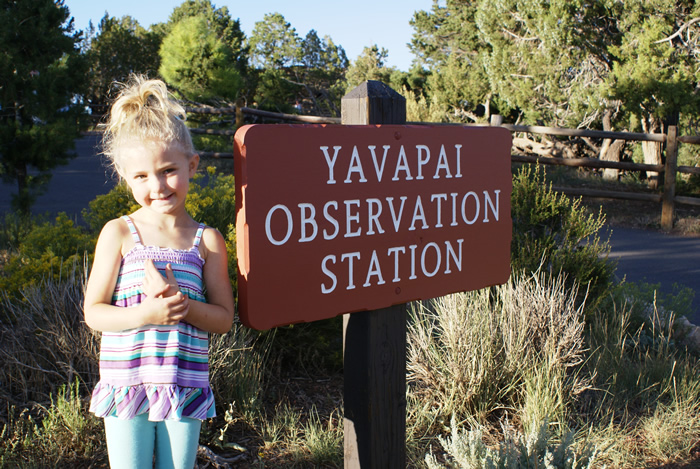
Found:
[600,110,622,180]
[641,116,662,189]
[15,162,30,215]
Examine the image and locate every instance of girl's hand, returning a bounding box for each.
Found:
[143,260,179,298]
[141,290,190,326]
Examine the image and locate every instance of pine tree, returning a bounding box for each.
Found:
[84,14,162,108]
[159,14,242,101]
[0,0,87,214]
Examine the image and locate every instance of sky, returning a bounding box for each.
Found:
[63,0,433,71]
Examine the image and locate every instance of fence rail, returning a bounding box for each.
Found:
[184,105,699,230]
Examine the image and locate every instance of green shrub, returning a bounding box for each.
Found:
[0,212,36,252]
[407,270,589,434]
[425,416,601,469]
[81,181,139,233]
[0,213,92,299]
[511,165,615,306]
[186,167,238,296]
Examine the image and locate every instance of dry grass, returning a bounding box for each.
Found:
[406,269,590,438]
[0,259,99,406]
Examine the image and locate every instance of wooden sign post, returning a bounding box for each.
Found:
[341,81,408,468]
[233,81,513,467]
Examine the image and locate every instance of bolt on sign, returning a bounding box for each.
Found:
[234,124,512,330]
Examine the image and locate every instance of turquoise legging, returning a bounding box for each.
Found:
[104,414,201,469]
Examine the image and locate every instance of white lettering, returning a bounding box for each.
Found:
[392,146,413,181]
[461,191,480,225]
[265,204,293,246]
[368,145,391,182]
[483,190,500,222]
[323,201,339,240]
[363,250,386,287]
[431,193,447,228]
[298,203,318,242]
[344,200,361,237]
[454,144,463,178]
[387,246,406,282]
[450,192,459,226]
[321,255,337,294]
[421,242,441,277]
[341,252,361,290]
[320,145,342,184]
[434,145,452,179]
[386,196,408,232]
[366,198,385,235]
[409,196,428,231]
[444,239,464,274]
[416,145,430,180]
[409,244,418,279]
[345,146,367,183]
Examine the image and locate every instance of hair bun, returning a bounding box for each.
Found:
[101,74,194,177]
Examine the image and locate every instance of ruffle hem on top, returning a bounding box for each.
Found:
[89,382,216,421]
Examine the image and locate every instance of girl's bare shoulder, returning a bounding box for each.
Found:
[199,225,227,260]
[98,217,133,255]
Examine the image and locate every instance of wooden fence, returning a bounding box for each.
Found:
[186,105,700,231]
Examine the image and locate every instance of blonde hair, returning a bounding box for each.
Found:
[101,75,195,177]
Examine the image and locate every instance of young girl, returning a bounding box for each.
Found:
[84,76,235,469]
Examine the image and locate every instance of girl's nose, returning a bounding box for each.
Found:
[149,175,166,192]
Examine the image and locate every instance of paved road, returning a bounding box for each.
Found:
[1,135,698,324]
[0,133,116,218]
[605,226,700,325]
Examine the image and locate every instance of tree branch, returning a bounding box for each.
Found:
[654,17,700,44]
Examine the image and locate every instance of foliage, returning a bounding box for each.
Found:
[582,285,700,467]
[247,13,348,116]
[81,181,139,233]
[425,416,600,469]
[186,168,238,295]
[0,212,36,252]
[409,0,700,159]
[0,385,106,467]
[252,68,301,113]
[248,12,300,70]
[511,165,615,305]
[159,15,242,101]
[407,270,589,432]
[0,260,98,402]
[0,213,92,299]
[605,1,700,126]
[165,0,247,74]
[83,14,162,107]
[295,30,348,116]
[0,0,87,214]
[345,45,395,91]
[410,2,494,123]
[207,321,269,422]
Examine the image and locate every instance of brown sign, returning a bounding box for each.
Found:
[234,124,512,330]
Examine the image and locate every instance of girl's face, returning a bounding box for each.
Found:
[120,140,199,216]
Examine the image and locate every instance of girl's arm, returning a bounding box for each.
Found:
[184,227,235,335]
[83,219,190,332]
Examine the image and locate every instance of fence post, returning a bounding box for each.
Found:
[341,80,407,469]
[661,125,678,231]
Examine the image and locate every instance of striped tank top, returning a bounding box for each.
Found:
[89,215,216,421]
